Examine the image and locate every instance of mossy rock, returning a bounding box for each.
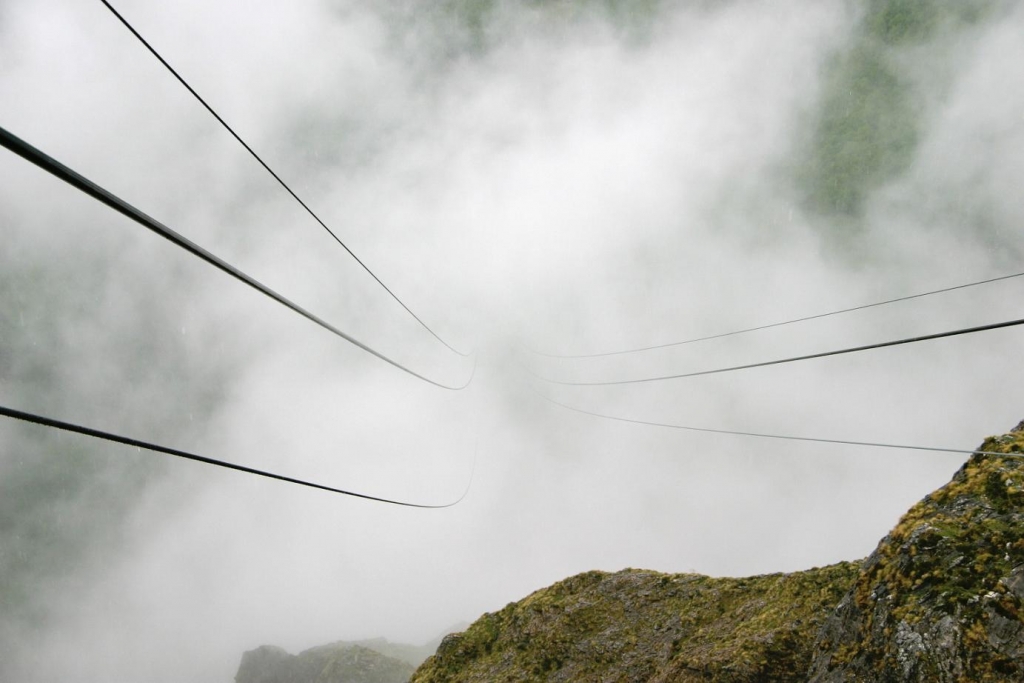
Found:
[413,421,1024,682]
[413,563,860,682]
[808,423,1024,682]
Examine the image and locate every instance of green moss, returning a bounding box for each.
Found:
[420,423,1024,683]
[413,563,860,682]
[815,423,1024,679]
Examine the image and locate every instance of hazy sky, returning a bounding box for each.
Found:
[2,0,1024,681]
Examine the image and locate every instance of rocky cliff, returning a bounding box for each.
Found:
[411,420,1024,682]
[411,563,859,683]
[807,420,1024,681]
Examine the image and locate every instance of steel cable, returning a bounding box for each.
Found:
[537,392,1021,458]
[0,125,473,390]
[529,272,1024,359]
[529,316,1024,386]
[0,404,473,507]
[98,0,470,357]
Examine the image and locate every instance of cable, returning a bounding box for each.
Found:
[0,125,473,391]
[538,393,1021,458]
[98,0,469,358]
[530,316,1024,386]
[0,404,473,507]
[529,271,1024,359]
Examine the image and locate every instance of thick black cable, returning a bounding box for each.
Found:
[530,271,1024,359]
[531,316,1024,386]
[0,125,473,391]
[538,393,1019,458]
[97,0,469,358]
[0,404,472,507]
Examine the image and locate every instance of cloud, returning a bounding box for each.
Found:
[2,1,1023,680]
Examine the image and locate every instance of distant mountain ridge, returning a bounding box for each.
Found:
[411,420,1024,682]
[235,643,414,683]
[333,637,441,667]
[235,627,468,683]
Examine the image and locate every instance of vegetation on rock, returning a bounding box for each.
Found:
[807,421,1024,681]
[412,562,860,682]
[411,420,1024,682]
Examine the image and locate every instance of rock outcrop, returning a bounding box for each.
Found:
[411,563,860,682]
[239,422,1024,682]
[235,642,415,683]
[807,421,1024,681]
[411,420,1024,682]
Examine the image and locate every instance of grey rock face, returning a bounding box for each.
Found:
[235,646,295,683]
[807,423,1024,682]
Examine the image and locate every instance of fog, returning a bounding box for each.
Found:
[2,0,1023,681]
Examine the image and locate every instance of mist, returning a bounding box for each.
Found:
[2,0,1023,681]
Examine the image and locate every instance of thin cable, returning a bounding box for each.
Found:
[0,125,473,391]
[538,393,1021,458]
[529,271,1024,359]
[97,0,469,358]
[0,404,472,507]
[530,316,1024,386]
